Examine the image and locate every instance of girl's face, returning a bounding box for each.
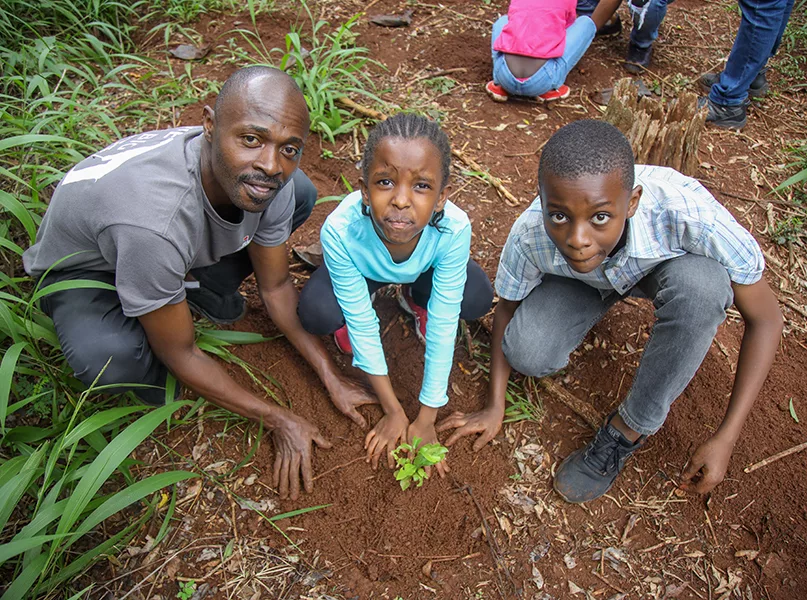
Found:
[360,137,448,255]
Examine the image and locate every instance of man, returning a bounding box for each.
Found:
[23,66,377,500]
[698,0,795,129]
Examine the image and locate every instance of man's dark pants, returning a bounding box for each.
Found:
[39,170,317,405]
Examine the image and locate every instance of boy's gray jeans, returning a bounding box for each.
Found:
[502,254,734,436]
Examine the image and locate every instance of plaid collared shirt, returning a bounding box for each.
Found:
[495,165,765,301]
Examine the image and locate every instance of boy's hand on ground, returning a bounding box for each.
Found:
[436,407,504,451]
[326,375,379,428]
[679,434,734,494]
[365,410,409,470]
[272,412,332,501]
[408,416,450,479]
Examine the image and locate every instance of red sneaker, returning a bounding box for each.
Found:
[538,84,571,101]
[397,286,427,344]
[333,324,353,354]
[485,80,509,103]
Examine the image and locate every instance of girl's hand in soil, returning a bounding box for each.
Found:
[679,433,735,494]
[365,410,409,470]
[409,410,450,478]
[436,406,504,452]
[326,375,379,428]
[272,412,332,500]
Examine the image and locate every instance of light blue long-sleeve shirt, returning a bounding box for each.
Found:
[320,191,471,408]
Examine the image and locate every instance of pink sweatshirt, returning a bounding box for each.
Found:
[493,0,577,59]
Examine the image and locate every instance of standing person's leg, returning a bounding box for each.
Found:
[187,169,318,323]
[705,0,792,127]
[499,275,619,377]
[625,0,673,72]
[553,255,734,503]
[39,270,173,406]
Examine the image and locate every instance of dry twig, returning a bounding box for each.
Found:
[744,440,807,473]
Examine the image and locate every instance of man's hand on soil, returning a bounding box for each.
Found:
[272,412,332,500]
[408,416,450,479]
[364,410,409,470]
[679,433,734,494]
[436,407,504,452]
[326,376,379,428]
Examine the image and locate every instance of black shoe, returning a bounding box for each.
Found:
[186,285,246,324]
[553,414,645,503]
[697,96,748,129]
[595,14,622,37]
[698,69,769,99]
[624,42,652,74]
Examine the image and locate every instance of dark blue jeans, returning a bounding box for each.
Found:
[709,0,795,106]
[577,0,674,49]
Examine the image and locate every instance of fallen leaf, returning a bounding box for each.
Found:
[169,44,210,60]
[568,580,586,596]
[735,549,759,560]
[750,165,764,187]
[531,566,544,590]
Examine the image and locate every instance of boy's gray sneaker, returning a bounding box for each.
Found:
[186,286,246,324]
[553,414,645,503]
[698,69,769,99]
[697,96,748,130]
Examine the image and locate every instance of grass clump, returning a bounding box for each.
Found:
[272,3,383,142]
[392,437,448,491]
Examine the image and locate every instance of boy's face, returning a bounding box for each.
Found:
[541,170,641,273]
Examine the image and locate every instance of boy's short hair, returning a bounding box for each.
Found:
[538,120,635,191]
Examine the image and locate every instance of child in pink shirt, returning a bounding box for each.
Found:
[486,0,621,102]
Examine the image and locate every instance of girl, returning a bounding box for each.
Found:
[298,113,493,475]
[486,0,622,103]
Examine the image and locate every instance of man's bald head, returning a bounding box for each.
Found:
[214,66,307,122]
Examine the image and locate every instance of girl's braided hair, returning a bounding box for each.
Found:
[360,112,451,229]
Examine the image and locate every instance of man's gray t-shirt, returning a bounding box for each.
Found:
[23,127,296,317]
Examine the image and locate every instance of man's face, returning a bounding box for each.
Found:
[541,170,641,273]
[203,78,309,213]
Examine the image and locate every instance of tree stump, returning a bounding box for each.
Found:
[602,78,707,176]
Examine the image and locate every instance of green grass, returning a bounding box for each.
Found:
[232,0,385,143]
[0,1,308,597]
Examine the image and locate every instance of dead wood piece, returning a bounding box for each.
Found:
[538,378,602,430]
[370,9,413,27]
[334,98,521,206]
[744,440,807,473]
[602,78,706,176]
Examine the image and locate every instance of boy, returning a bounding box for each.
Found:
[437,120,782,503]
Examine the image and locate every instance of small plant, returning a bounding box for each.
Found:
[770,216,803,246]
[177,580,197,600]
[392,437,448,490]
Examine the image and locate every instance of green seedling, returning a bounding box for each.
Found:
[177,580,196,600]
[392,437,448,490]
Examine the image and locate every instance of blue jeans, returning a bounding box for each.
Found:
[491,14,597,96]
[577,0,674,49]
[709,0,795,106]
[501,254,734,436]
